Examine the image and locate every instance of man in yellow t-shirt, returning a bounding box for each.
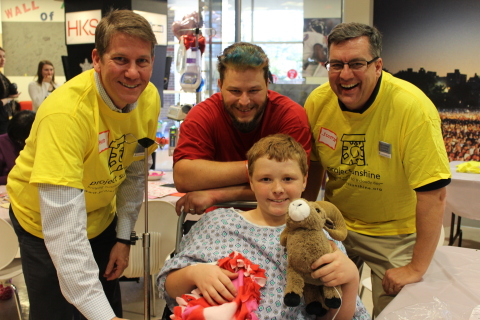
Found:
[7,10,160,320]
[303,22,451,317]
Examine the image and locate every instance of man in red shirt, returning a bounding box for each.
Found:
[174,42,311,215]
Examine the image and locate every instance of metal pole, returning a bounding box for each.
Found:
[195,27,202,105]
[235,0,241,42]
[137,137,156,320]
[207,0,213,98]
[143,146,151,320]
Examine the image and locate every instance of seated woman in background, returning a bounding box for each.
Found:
[0,110,35,184]
[28,60,59,111]
[158,134,370,320]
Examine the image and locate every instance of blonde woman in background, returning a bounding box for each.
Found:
[28,60,60,111]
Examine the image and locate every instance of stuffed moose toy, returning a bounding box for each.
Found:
[280,198,348,317]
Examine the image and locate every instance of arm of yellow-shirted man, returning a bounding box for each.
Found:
[382,187,446,295]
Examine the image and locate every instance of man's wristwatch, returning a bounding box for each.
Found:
[116,238,131,245]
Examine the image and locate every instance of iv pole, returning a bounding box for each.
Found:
[132,137,156,320]
[178,27,216,104]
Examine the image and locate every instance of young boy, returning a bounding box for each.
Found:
[158,134,370,319]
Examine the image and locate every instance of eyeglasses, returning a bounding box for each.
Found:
[325,57,379,72]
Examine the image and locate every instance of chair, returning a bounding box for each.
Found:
[359,225,446,301]
[122,200,178,317]
[161,201,258,320]
[0,218,23,316]
[18,101,32,111]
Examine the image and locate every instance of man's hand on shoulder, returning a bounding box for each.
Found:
[382,263,424,295]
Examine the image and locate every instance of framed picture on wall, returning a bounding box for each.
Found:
[303,18,341,78]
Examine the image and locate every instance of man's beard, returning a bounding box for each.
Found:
[225,100,267,133]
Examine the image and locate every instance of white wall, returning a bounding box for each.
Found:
[344,0,373,25]
[303,0,373,23]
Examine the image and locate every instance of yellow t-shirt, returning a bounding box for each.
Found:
[305,71,451,236]
[7,69,160,239]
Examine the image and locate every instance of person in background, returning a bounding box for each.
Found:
[303,22,451,317]
[7,9,160,320]
[0,110,35,185]
[173,42,312,215]
[303,19,328,78]
[159,134,370,320]
[28,60,60,111]
[0,47,21,134]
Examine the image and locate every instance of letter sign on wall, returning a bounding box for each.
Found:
[65,10,101,45]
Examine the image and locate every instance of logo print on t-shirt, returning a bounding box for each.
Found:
[341,134,366,166]
[108,135,125,173]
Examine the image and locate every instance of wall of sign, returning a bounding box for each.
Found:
[1,1,67,78]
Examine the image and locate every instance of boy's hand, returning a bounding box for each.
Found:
[187,264,238,305]
[310,241,359,287]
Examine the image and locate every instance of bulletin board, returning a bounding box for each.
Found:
[2,22,67,77]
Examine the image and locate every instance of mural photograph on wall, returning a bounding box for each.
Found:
[374,0,480,162]
[302,18,341,78]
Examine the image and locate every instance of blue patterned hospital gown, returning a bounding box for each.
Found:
[157,208,371,320]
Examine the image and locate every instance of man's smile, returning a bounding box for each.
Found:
[120,82,140,89]
[341,83,359,90]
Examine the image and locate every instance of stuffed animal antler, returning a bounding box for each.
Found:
[280,198,347,317]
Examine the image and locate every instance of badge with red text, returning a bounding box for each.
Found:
[318,127,337,150]
[98,130,109,153]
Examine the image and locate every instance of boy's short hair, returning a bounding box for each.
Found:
[247,134,308,177]
[217,42,270,83]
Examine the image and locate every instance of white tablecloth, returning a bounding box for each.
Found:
[445,161,480,220]
[377,246,480,320]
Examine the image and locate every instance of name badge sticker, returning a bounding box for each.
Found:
[379,141,391,158]
[98,131,109,153]
[319,127,337,150]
